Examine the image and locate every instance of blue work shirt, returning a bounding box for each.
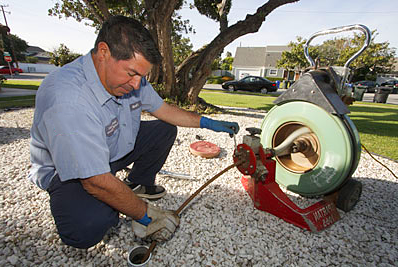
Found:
[28,53,164,190]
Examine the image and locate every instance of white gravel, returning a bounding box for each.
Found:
[0,107,397,266]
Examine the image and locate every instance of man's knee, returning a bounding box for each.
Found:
[57,216,119,249]
[48,177,119,249]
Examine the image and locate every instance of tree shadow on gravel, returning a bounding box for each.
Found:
[0,126,30,144]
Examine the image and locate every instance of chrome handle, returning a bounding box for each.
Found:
[303,24,371,68]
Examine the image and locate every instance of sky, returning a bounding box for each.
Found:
[2,0,398,58]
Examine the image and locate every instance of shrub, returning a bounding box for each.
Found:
[206,76,223,84]
[265,77,283,82]
[221,76,234,81]
[0,75,6,90]
[26,56,38,63]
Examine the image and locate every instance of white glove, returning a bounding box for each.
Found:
[132,204,180,242]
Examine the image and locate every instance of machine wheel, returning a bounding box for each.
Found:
[260,101,360,197]
[228,85,235,92]
[260,88,268,94]
[336,178,362,212]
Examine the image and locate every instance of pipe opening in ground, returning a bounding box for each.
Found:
[128,246,151,266]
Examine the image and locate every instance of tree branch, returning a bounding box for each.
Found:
[214,0,298,53]
[82,0,110,23]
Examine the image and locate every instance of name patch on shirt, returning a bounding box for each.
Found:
[130,101,142,111]
[105,118,119,137]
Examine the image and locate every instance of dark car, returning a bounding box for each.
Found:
[380,80,398,88]
[379,80,398,94]
[222,76,277,94]
[0,66,23,75]
[353,80,376,93]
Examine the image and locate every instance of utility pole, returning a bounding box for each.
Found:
[0,4,19,68]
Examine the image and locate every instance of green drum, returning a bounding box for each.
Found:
[260,101,361,197]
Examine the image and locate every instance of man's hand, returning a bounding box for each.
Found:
[132,204,180,242]
[200,117,239,135]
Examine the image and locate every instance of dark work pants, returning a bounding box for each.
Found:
[47,120,177,249]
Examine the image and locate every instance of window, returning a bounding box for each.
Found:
[269,69,278,76]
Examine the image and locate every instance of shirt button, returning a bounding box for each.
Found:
[122,123,126,126]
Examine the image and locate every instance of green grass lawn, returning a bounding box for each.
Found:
[0,80,39,108]
[2,80,41,90]
[0,95,36,109]
[199,90,398,161]
[200,89,277,110]
[348,103,398,160]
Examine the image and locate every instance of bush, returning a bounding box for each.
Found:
[206,76,224,84]
[0,75,6,91]
[221,76,234,81]
[265,77,283,82]
[26,56,39,63]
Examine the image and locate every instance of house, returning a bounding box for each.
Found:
[24,46,51,64]
[19,46,58,73]
[232,46,292,80]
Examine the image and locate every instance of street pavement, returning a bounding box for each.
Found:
[0,88,37,97]
[2,72,47,81]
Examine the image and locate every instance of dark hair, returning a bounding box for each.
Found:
[93,15,162,65]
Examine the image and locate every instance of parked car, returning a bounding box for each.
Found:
[380,80,398,88]
[0,66,23,75]
[353,80,376,93]
[379,80,398,94]
[222,76,277,93]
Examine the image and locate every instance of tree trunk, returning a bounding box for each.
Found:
[144,0,180,97]
[145,1,161,84]
[175,0,299,104]
[157,18,177,96]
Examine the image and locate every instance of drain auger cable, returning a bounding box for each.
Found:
[141,160,244,263]
[361,144,397,179]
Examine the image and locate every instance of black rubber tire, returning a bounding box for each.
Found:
[260,88,268,94]
[228,85,235,92]
[336,178,362,212]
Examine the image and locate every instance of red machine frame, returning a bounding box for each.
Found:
[234,143,341,232]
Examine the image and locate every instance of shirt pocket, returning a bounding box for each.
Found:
[105,117,120,157]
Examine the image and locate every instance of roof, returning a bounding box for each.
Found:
[233,46,290,68]
[25,46,46,56]
[233,47,267,67]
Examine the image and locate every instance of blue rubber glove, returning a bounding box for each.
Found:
[135,213,152,226]
[200,117,239,136]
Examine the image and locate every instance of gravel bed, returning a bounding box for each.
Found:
[0,107,397,266]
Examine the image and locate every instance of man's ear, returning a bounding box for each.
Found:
[96,41,111,60]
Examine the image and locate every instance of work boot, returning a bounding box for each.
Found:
[123,178,166,200]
